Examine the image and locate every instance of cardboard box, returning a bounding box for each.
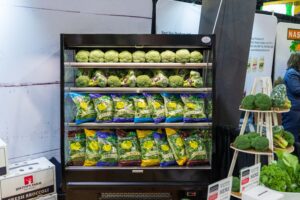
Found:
[242,185,283,200]
[37,194,57,200]
[0,139,8,176]
[0,157,56,200]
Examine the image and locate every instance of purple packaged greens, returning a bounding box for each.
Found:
[69,92,96,124]
[181,93,207,122]
[144,93,165,123]
[96,130,118,166]
[90,94,113,122]
[111,94,134,122]
[153,130,176,167]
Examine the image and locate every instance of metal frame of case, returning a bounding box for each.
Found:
[60,34,217,200]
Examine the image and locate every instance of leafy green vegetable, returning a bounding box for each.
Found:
[75,50,89,62]
[271,84,291,109]
[90,94,113,122]
[232,177,240,192]
[97,131,118,166]
[241,95,256,110]
[121,70,136,87]
[162,93,184,122]
[190,50,203,63]
[132,95,153,123]
[88,70,107,87]
[181,94,206,122]
[84,129,100,166]
[104,50,119,62]
[145,50,161,63]
[169,75,184,87]
[137,130,160,167]
[161,50,175,63]
[254,93,272,110]
[132,51,146,63]
[75,76,90,87]
[153,130,176,166]
[145,93,165,123]
[175,49,190,63]
[183,71,203,88]
[251,136,269,151]
[137,75,152,87]
[151,70,169,87]
[116,130,141,166]
[69,93,96,124]
[166,128,187,166]
[119,50,132,63]
[89,50,104,62]
[233,135,251,150]
[67,130,86,166]
[107,75,121,87]
[111,94,134,122]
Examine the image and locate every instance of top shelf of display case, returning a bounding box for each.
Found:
[64,62,213,69]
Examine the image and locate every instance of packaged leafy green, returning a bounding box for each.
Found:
[69,93,96,124]
[144,93,165,123]
[97,130,118,166]
[162,93,184,122]
[151,70,169,87]
[90,94,113,122]
[116,130,141,166]
[67,130,86,166]
[206,97,213,121]
[180,94,207,122]
[111,94,134,122]
[121,70,136,87]
[84,129,100,166]
[88,70,107,87]
[165,128,187,166]
[132,95,153,123]
[153,130,176,167]
[182,130,208,166]
[137,130,160,167]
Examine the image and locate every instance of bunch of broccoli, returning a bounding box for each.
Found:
[183,70,203,88]
[273,126,295,149]
[233,132,269,151]
[241,93,272,110]
[232,176,240,192]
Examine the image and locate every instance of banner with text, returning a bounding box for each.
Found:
[244,14,277,94]
[274,22,300,84]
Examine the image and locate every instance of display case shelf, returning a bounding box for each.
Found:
[239,107,290,113]
[230,144,273,156]
[64,62,212,69]
[65,87,212,93]
[67,122,213,129]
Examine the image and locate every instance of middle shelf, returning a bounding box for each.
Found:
[66,122,212,129]
[65,87,212,93]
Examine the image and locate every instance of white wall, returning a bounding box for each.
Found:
[0,0,152,163]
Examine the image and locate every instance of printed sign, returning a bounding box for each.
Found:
[244,14,277,94]
[240,163,261,193]
[207,177,232,200]
[274,22,300,82]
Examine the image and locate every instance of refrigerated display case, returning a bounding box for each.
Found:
[61,34,216,200]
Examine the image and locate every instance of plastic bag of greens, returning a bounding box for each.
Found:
[151,70,169,87]
[111,94,134,122]
[132,95,153,123]
[206,95,213,121]
[97,130,118,166]
[116,130,141,166]
[121,70,136,87]
[162,93,184,122]
[153,130,176,167]
[69,93,96,124]
[137,130,160,167]
[67,130,86,166]
[180,94,207,122]
[183,70,203,88]
[144,93,165,123]
[84,129,100,166]
[182,130,208,166]
[88,70,107,87]
[90,94,113,122]
[166,128,187,166]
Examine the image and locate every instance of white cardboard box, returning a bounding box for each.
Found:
[37,194,57,200]
[0,157,56,200]
[242,185,284,200]
[0,139,8,176]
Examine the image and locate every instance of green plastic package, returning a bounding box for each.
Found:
[111,94,134,122]
[144,93,165,123]
[67,130,86,166]
[84,129,100,166]
[90,94,113,122]
[166,128,187,166]
[132,95,153,123]
[180,94,207,122]
[162,93,184,122]
[97,130,118,166]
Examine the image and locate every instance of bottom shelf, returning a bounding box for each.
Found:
[231,192,242,199]
[66,165,211,170]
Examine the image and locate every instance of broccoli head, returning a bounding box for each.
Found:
[75,50,89,62]
[241,95,256,110]
[89,49,104,62]
[107,75,121,87]
[75,75,90,87]
[190,50,203,63]
[183,70,203,88]
[232,177,240,192]
[176,49,190,63]
[151,70,169,87]
[169,75,184,87]
[119,50,132,63]
[260,163,291,192]
[145,50,161,63]
[283,131,295,147]
[251,136,269,151]
[132,51,146,63]
[247,132,260,141]
[121,70,136,87]
[233,135,251,150]
[136,75,152,87]
[104,50,119,63]
[161,50,175,63]
[254,93,272,110]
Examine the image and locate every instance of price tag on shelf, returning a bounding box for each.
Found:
[207,177,232,200]
[240,163,261,193]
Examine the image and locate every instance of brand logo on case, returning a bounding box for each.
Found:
[24,175,34,185]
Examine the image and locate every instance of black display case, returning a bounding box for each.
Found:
[61,34,216,200]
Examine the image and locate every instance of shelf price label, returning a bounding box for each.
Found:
[240,163,261,193]
[207,177,232,200]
